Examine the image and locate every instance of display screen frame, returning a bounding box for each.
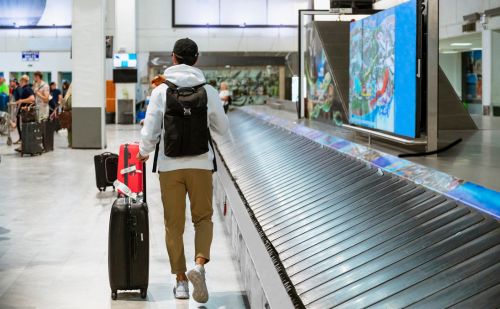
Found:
[172,0,301,28]
[348,0,424,139]
[113,69,138,83]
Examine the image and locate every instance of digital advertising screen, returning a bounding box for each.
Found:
[113,53,137,68]
[113,69,138,83]
[349,0,418,138]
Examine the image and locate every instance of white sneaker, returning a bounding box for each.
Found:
[173,280,189,299]
[187,265,209,303]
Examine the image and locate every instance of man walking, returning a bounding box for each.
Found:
[137,38,229,303]
[32,71,50,121]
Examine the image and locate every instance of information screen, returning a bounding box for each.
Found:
[113,53,137,68]
[349,0,418,138]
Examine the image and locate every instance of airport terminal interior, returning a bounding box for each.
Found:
[1,0,500,308]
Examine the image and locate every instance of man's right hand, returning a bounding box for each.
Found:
[137,152,149,163]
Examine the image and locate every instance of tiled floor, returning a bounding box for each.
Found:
[248,105,500,192]
[0,125,248,309]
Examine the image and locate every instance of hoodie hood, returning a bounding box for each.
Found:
[164,64,206,87]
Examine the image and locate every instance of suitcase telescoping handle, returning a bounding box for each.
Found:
[124,144,129,187]
[142,162,146,204]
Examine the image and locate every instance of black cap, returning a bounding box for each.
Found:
[173,38,199,59]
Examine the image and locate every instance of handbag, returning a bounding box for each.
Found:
[20,107,37,123]
[59,110,72,129]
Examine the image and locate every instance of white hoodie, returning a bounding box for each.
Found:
[139,64,229,172]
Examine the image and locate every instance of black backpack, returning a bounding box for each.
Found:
[163,80,209,157]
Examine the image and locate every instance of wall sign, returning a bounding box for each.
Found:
[22,51,40,62]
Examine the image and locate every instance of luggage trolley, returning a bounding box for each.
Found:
[0,102,19,146]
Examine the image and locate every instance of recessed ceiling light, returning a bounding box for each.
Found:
[441,51,459,54]
[450,42,473,46]
[471,47,482,51]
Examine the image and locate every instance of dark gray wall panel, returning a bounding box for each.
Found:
[72,107,103,149]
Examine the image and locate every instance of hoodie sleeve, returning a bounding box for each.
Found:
[205,85,229,136]
[139,86,164,156]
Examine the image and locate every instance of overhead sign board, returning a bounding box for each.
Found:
[22,51,40,62]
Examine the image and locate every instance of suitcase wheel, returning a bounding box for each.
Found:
[99,187,106,192]
[140,288,147,299]
[111,290,117,300]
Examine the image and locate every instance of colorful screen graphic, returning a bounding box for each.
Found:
[349,0,418,138]
[305,23,346,125]
[113,54,137,68]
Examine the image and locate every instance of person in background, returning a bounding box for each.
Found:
[62,80,70,98]
[0,75,9,112]
[13,75,35,147]
[0,75,9,97]
[8,79,22,129]
[49,82,62,117]
[219,81,231,113]
[9,79,22,102]
[60,83,73,147]
[32,71,50,121]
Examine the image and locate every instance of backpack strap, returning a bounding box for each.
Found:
[208,132,217,173]
[152,135,160,173]
[164,80,178,90]
[164,80,206,93]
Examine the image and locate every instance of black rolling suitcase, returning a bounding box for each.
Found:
[94,153,118,191]
[41,120,55,152]
[21,122,43,156]
[108,148,149,300]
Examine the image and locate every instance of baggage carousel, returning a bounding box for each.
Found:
[214,109,500,309]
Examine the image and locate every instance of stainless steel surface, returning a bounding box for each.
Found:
[215,150,296,309]
[427,0,439,152]
[342,123,428,145]
[216,109,500,308]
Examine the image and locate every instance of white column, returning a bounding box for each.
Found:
[72,0,106,148]
[482,29,492,116]
[114,0,137,124]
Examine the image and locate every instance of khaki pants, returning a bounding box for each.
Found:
[159,169,213,274]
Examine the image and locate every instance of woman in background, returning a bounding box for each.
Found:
[60,84,73,147]
[219,82,231,113]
